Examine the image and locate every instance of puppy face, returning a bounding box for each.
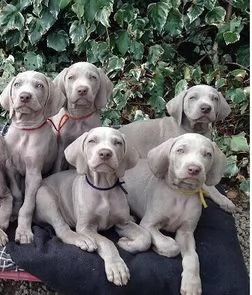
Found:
[10,71,49,115]
[183,85,220,123]
[84,127,125,174]
[169,134,214,188]
[64,62,101,109]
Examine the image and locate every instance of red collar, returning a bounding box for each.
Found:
[15,121,47,131]
[48,110,96,135]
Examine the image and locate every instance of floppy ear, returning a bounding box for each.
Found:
[64,132,88,175]
[53,68,68,98]
[147,138,176,179]
[0,77,15,117]
[95,69,113,109]
[166,90,187,125]
[216,92,231,121]
[205,142,226,186]
[43,77,66,118]
[116,134,139,178]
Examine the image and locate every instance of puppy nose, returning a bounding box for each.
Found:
[77,86,88,96]
[19,92,31,103]
[99,149,112,160]
[200,104,212,114]
[187,165,201,176]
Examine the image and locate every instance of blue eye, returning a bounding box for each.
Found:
[14,82,20,87]
[176,148,184,153]
[36,83,44,88]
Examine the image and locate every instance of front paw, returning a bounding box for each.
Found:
[220,198,236,213]
[181,273,202,295]
[0,229,8,246]
[15,227,34,244]
[105,258,130,286]
[75,234,97,252]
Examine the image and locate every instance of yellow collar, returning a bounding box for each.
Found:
[175,188,208,208]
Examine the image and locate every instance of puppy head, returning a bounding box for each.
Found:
[0,71,65,119]
[147,133,226,188]
[64,127,138,177]
[166,85,231,126]
[53,62,113,114]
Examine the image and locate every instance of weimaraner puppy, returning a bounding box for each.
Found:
[124,133,229,295]
[0,71,65,244]
[120,85,231,158]
[35,127,151,286]
[51,62,113,171]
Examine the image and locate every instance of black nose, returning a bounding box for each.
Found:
[200,104,212,114]
[19,92,31,103]
[77,86,88,96]
[187,165,201,176]
[99,149,112,161]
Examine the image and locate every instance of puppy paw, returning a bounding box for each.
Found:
[105,258,130,286]
[15,227,34,244]
[181,273,202,295]
[220,199,236,213]
[152,237,180,257]
[118,235,151,253]
[0,229,8,246]
[75,235,97,252]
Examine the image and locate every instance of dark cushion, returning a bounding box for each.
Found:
[6,199,249,295]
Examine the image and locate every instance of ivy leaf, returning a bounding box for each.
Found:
[147,2,170,32]
[164,8,183,37]
[114,4,138,28]
[5,29,24,49]
[147,45,164,66]
[239,179,250,196]
[175,79,188,95]
[59,0,71,9]
[215,78,227,89]
[24,52,44,70]
[223,31,240,45]
[205,6,226,25]
[224,155,239,178]
[0,4,25,34]
[115,30,130,56]
[96,0,113,28]
[47,30,69,52]
[69,20,87,46]
[71,0,85,19]
[230,132,249,153]
[187,4,204,24]
[237,46,249,67]
[106,55,125,77]
[86,40,108,63]
[129,40,144,60]
[226,88,246,104]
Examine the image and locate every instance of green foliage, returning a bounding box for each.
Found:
[0,0,249,193]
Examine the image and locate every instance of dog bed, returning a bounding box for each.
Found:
[0,198,249,295]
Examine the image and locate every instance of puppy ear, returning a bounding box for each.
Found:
[216,92,231,121]
[53,68,68,98]
[0,77,15,117]
[147,138,176,178]
[166,90,187,125]
[64,132,88,175]
[43,76,66,118]
[116,134,139,178]
[95,69,113,109]
[205,142,226,186]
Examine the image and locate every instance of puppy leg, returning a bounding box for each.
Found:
[116,221,151,253]
[203,185,236,213]
[0,173,13,246]
[80,230,130,286]
[140,215,180,257]
[36,185,97,252]
[175,228,202,295]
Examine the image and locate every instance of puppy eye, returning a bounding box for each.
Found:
[204,152,212,158]
[89,74,97,80]
[212,96,219,101]
[36,83,44,88]
[189,96,196,100]
[114,140,123,146]
[13,82,20,87]
[88,139,96,144]
[68,75,74,80]
[176,148,184,153]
